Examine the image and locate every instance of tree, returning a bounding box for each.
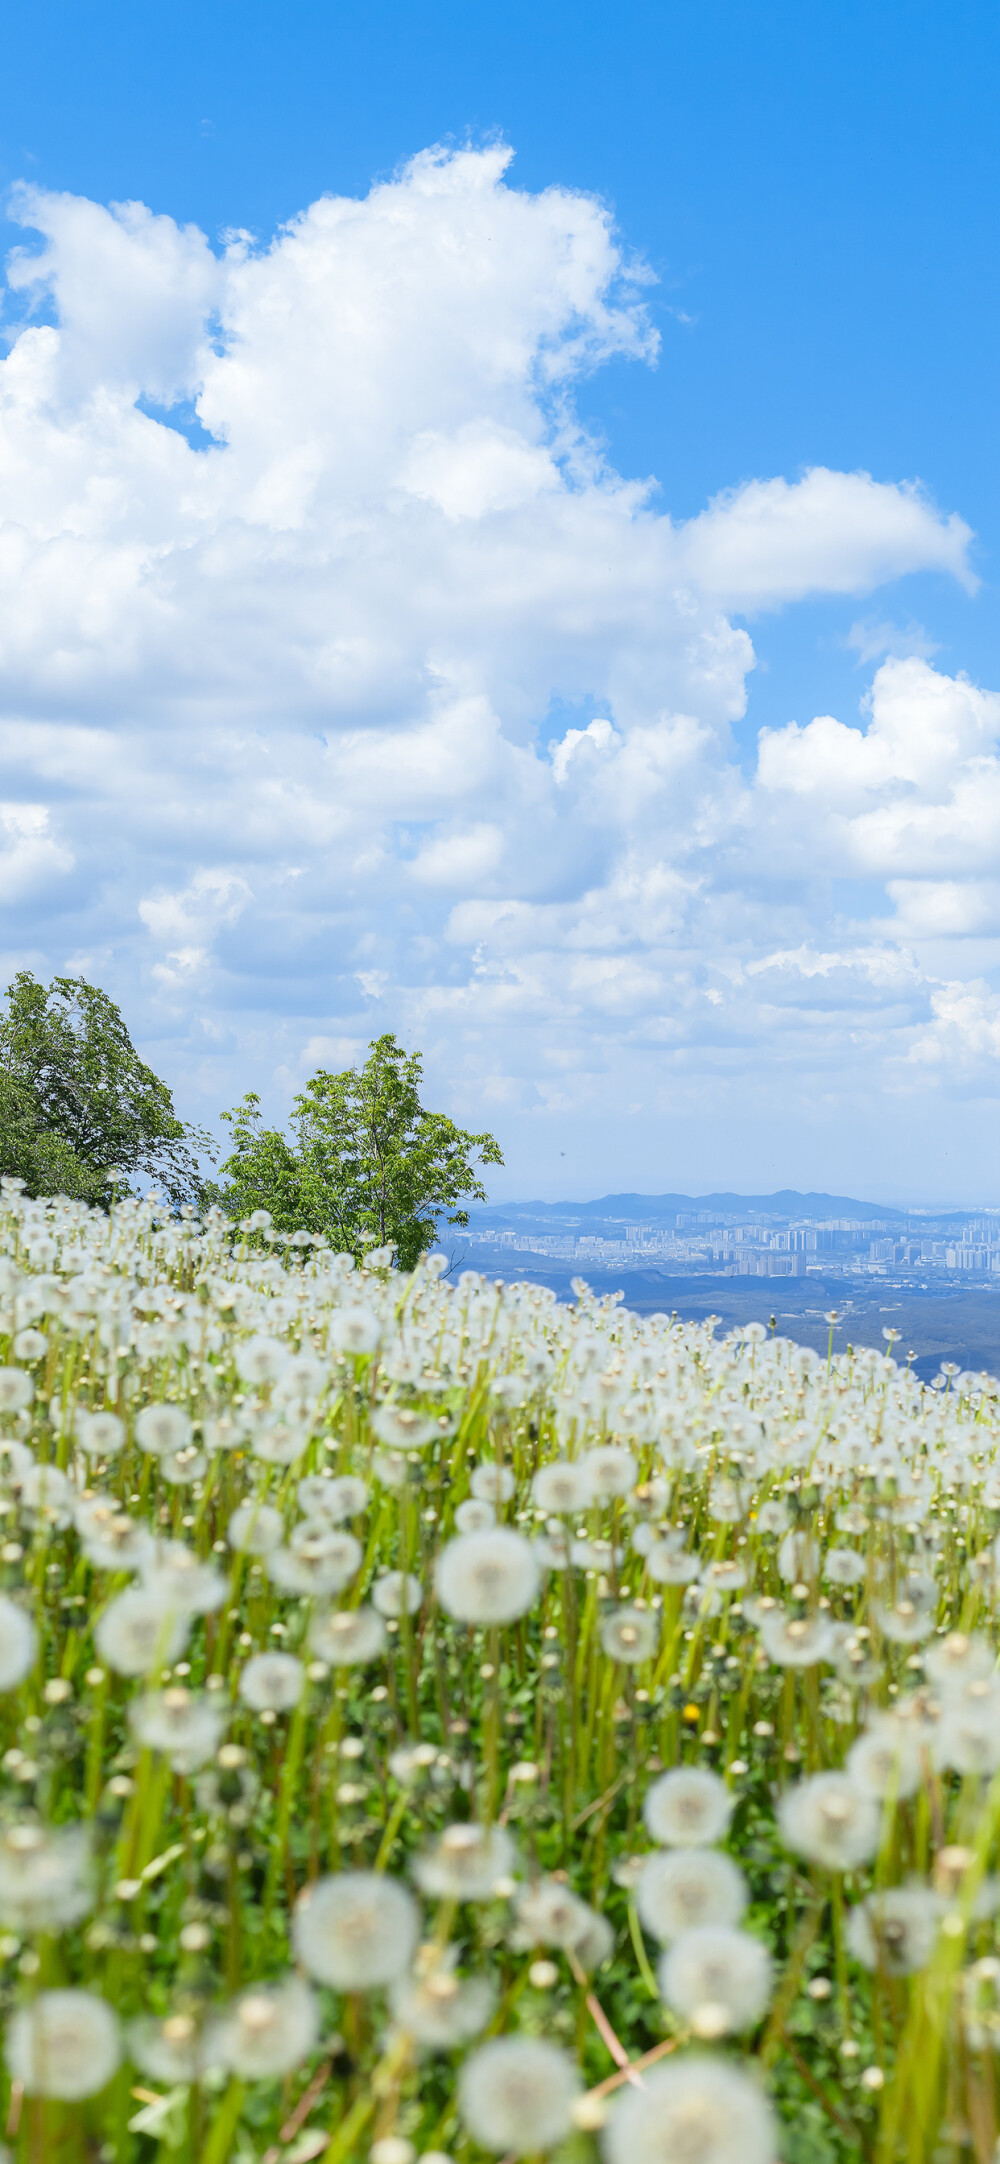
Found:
[215,1033,503,1268]
[0,972,211,1208]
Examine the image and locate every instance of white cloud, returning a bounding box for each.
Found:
[845,616,939,666]
[885,881,1000,939]
[151,946,210,990]
[411,823,506,888]
[909,983,1000,1070]
[0,142,996,1193]
[745,945,918,989]
[759,657,999,805]
[401,423,561,519]
[551,717,618,784]
[138,870,252,947]
[757,659,1000,883]
[6,187,220,402]
[677,470,974,610]
[300,1034,365,1068]
[0,802,73,901]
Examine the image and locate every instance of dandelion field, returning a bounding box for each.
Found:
[1,1184,1000,2162]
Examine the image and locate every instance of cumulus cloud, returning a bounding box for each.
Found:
[757,660,1000,879]
[6,187,220,403]
[0,141,995,1190]
[0,803,73,902]
[678,470,974,609]
[909,984,1000,1071]
[759,658,999,806]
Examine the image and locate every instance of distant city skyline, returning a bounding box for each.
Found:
[1,3,999,1201]
[460,1188,1000,1359]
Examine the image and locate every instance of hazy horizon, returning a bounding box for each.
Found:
[472,1183,1000,1214]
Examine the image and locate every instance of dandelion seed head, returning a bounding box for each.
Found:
[413,1823,517,1902]
[822,1547,866,1586]
[469,1462,516,1504]
[250,1417,309,1466]
[455,1497,495,1532]
[372,1570,423,1618]
[646,1542,701,1585]
[582,1445,637,1500]
[130,2009,206,2084]
[210,1973,319,2078]
[0,1820,92,1933]
[268,1527,362,1595]
[17,1462,74,1524]
[658,1924,772,2032]
[847,1722,923,1800]
[925,1631,995,1693]
[239,1651,305,1711]
[600,1606,658,1664]
[296,1472,366,1522]
[0,1595,36,1690]
[934,1690,1000,1776]
[846,1886,942,1975]
[602,2055,776,2164]
[644,1768,734,1849]
[458,2036,581,2155]
[759,1609,835,1668]
[13,1325,47,1361]
[6,1988,120,2100]
[228,1501,285,1555]
[94,1588,188,1676]
[532,1461,592,1514]
[778,1771,879,1870]
[371,2140,416,2164]
[513,1877,591,1950]
[307,1605,387,1665]
[391,1958,495,2048]
[134,1404,193,1458]
[202,1412,247,1453]
[637,1849,747,1944]
[0,1369,33,1412]
[371,1405,439,1451]
[235,1335,289,1386]
[129,1687,227,1773]
[435,1528,540,1625]
[292,1870,419,1989]
[75,1410,126,1457]
[874,1574,938,1645]
[330,1307,381,1356]
[141,1541,228,1614]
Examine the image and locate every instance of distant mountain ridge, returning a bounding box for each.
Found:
[469,1188,913,1225]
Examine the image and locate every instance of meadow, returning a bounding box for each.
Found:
[0,1178,997,2163]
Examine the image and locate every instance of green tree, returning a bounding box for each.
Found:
[215,1032,503,1268]
[0,972,211,1208]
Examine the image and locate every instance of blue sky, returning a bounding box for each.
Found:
[1,1,999,1202]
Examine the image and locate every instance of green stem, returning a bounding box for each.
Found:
[264,1698,309,1918]
[627,1898,660,1997]
[201,2076,245,2164]
[321,2087,376,2164]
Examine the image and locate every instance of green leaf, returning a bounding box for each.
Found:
[214,1032,502,1266]
[0,971,213,1207]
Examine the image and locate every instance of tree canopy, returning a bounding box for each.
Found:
[0,972,211,1208]
[214,1032,503,1267]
